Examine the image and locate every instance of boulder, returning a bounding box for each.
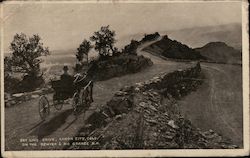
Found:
[139,102,147,108]
[12,93,24,98]
[167,120,179,129]
[146,119,158,125]
[115,114,123,120]
[148,105,158,112]
[31,94,40,99]
[135,87,140,92]
[106,96,133,115]
[163,134,175,141]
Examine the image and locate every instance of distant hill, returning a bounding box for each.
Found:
[195,42,242,64]
[160,23,242,51]
[143,35,206,60]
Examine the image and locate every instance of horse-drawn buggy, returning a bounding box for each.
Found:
[38,75,93,120]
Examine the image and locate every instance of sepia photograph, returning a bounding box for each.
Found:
[1,0,249,157]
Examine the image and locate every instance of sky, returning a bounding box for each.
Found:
[3,1,242,52]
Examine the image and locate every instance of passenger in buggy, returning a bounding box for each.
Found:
[61,65,73,83]
[58,65,74,98]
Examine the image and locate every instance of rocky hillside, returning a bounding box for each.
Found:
[195,42,242,64]
[143,35,206,61]
[66,63,237,149]
[87,54,153,81]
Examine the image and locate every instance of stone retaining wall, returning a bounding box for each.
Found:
[4,87,53,107]
[139,62,202,99]
[87,62,202,123]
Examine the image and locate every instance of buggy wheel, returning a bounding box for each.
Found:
[53,95,63,110]
[72,92,80,115]
[39,95,50,120]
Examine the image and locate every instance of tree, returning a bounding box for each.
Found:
[90,25,117,58]
[76,39,92,65]
[8,33,49,77]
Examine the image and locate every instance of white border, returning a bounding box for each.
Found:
[0,0,245,4]
[1,2,5,157]
[1,0,249,157]
[242,0,250,155]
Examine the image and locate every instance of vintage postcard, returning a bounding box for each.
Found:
[1,0,249,157]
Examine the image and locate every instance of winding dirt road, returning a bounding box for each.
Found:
[5,39,191,150]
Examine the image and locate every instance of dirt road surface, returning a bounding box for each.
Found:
[179,63,243,147]
[5,39,190,150]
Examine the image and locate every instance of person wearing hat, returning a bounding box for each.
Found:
[60,65,74,93]
[61,65,71,81]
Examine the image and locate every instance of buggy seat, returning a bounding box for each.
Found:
[51,75,74,100]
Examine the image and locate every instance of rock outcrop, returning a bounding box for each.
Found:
[143,35,206,61]
[140,32,160,43]
[87,54,153,81]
